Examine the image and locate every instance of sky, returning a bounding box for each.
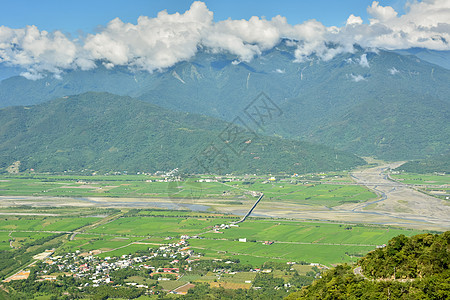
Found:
[1,0,408,35]
[1,0,449,79]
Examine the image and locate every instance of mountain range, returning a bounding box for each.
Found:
[0,42,449,172]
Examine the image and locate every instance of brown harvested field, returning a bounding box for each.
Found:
[3,270,30,282]
[172,283,196,294]
[210,281,251,289]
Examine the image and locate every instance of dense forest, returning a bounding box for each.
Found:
[396,152,450,174]
[0,92,364,175]
[286,231,449,299]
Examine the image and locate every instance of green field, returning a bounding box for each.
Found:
[47,211,421,266]
[88,216,234,237]
[0,216,101,232]
[0,231,12,251]
[96,243,155,258]
[391,173,450,185]
[0,173,377,207]
[237,183,376,206]
[0,204,432,300]
[0,207,424,267]
[201,220,413,245]
[191,239,374,266]
[187,220,420,266]
[390,173,449,200]
[0,175,169,198]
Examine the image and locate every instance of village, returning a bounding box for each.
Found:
[3,225,323,296]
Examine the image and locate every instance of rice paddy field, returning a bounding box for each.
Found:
[0,173,377,207]
[0,207,423,267]
[0,216,101,232]
[390,173,450,200]
[0,170,442,284]
[390,173,449,185]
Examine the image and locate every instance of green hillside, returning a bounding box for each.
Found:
[396,152,450,174]
[360,232,449,279]
[271,49,450,160]
[304,93,449,160]
[0,92,364,174]
[395,48,450,70]
[287,231,450,299]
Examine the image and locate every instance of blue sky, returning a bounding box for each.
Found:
[1,0,407,36]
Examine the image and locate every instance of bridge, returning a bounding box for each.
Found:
[233,193,264,224]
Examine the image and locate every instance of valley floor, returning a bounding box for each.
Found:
[236,163,449,231]
[0,163,448,231]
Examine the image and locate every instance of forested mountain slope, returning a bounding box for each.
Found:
[0,92,364,174]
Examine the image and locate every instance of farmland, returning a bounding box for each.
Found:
[0,215,101,232]
[390,173,450,185]
[0,169,446,263]
[0,205,433,299]
[0,169,446,298]
[0,207,423,269]
[390,172,450,200]
[0,172,376,207]
[89,215,234,237]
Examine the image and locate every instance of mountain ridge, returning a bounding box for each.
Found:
[0,92,364,174]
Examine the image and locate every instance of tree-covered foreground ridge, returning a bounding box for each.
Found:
[287,231,450,300]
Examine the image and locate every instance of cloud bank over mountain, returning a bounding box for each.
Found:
[0,0,449,79]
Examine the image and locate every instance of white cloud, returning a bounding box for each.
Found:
[389,67,400,75]
[102,62,115,69]
[83,1,213,71]
[20,70,44,80]
[274,68,285,73]
[0,25,94,78]
[367,1,398,23]
[359,54,370,68]
[0,0,449,79]
[343,0,450,50]
[349,74,367,82]
[346,14,363,26]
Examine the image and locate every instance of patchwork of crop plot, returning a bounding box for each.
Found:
[0,216,101,232]
[87,216,234,236]
[0,207,425,267]
[0,174,378,207]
